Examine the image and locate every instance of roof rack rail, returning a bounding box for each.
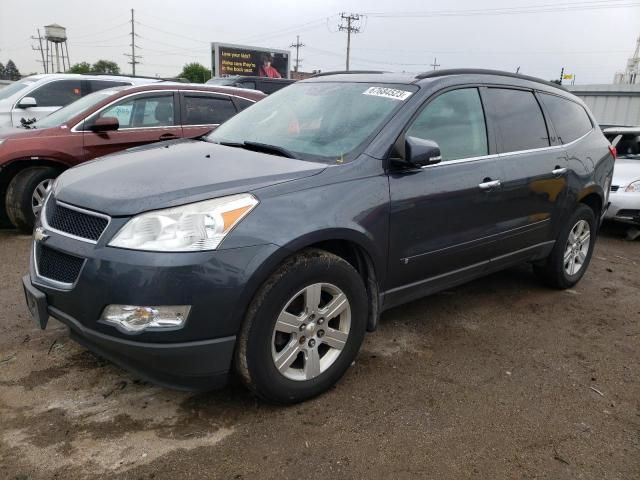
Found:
[311,70,388,78]
[415,68,566,90]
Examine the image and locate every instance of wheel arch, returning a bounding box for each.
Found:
[577,187,604,220]
[235,230,383,337]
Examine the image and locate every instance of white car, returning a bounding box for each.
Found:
[0,74,160,128]
[603,127,640,225]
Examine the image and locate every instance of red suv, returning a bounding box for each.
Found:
[0,83,265,232]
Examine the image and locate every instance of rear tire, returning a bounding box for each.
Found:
[534,204,596,289]
[235,249,368,404]
[5,167,58,233]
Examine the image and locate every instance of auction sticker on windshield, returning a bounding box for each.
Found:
[363,87,412,101]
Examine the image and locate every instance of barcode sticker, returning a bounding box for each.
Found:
[363,87,412,101]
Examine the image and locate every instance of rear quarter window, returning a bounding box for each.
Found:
[539,93,593,144]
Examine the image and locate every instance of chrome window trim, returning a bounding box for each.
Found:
[32,241,83,290]
[422,128,593,168]
[70,89,256,133]
[41,197,111,244]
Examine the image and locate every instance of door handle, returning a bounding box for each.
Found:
[478,179,501,190]
[159,133,179,140]
[552,167,567,175]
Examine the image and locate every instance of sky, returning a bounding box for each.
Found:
[0,0,638,84]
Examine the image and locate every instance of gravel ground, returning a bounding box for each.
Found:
[0,225,638,480]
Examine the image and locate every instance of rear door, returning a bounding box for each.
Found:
[12,79,82,125]
[81,91,182,160]
[180,92,238,137]
[482,87,569,257]
[386,87,505,303]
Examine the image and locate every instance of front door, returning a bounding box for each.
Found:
[386,87,505,305]
[81,92,182,160]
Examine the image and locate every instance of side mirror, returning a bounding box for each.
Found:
[405,136,442,168]
[89,116,120,132]
[17,97,37,109]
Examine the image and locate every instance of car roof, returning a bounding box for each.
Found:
[20,73,161,84]
[303,68,568,93]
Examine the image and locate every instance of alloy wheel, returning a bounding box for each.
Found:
[31,178,53,216]
[564,219,591,276]
[271,283,351,381]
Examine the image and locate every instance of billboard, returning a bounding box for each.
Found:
[212,42,290,79]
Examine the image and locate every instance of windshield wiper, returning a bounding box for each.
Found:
[217,140,297,159]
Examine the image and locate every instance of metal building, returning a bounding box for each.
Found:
[566,84,640,127]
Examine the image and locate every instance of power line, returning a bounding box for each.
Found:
[338,13,361,71]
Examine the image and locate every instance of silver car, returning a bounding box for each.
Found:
[604,127,640,225]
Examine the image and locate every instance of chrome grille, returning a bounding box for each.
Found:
[44,197,109,242]
[610,185,619,192]
[36,245,84,285]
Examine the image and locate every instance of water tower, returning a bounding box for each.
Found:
[44,24,70,73]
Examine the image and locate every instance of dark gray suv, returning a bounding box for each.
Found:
[23,69,615,404]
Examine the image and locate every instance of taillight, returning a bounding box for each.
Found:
[608,145,617,160]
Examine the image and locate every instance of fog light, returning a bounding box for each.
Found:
[100,305,190,333]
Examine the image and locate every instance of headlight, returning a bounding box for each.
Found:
[625,181,640,193]
[109,193,258,251]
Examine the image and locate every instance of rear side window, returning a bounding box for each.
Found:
[257,81,282,94]
[485,88,549,153]
[183,95,237,125]
[88,80,130,93]
[29,80,82,107]
[539,93,592,144]
[236,81,256,90]
[406,88,488,161]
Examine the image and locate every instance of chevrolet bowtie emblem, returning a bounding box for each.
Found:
[34,227,49,242]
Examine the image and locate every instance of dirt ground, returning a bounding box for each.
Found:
[0,225,638,480]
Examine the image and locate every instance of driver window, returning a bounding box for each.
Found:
[95,94,175,129]
[407,88,488,161]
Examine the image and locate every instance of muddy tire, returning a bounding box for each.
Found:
[235,249,368,404]
[5,167,58,233]
[534,204,596,289]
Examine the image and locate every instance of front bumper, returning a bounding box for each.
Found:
[604,191,640,225]
[26,229,282,390]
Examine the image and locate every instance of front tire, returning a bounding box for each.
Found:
[534,204,596,289]
[6,167,58,233]
[235,249,368,404]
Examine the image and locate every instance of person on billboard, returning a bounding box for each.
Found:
[259,53,282,78]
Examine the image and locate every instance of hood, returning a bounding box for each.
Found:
[0,126,59,140]
[612,159,640,187]
[55,139,326,216]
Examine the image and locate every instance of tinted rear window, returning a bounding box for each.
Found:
[486,88,550,153]
[183,95,237,125]
[539,93,592,144]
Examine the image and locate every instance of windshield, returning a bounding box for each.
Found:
[34,88,126,129]
[206,77,237,86]
[0,78,36,101]
[206,82,417,162]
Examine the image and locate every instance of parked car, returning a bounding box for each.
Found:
[603,126,640,225]
[23,69,614,404]
[1,83,265,232]
[206,75,295,94]
[0,73,163,129]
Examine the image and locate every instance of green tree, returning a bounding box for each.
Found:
[68,62,92,74]
[0,62,5,80]
[4,60,21,80]
[178,63,211,83]
[91,60,120,75]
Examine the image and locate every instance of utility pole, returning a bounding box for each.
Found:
[338,13,361,71]
[559,67,564,85]
[430,57,440,71]
[31,29,47,73]
[124,8,141,76]
[290,35,305,73]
